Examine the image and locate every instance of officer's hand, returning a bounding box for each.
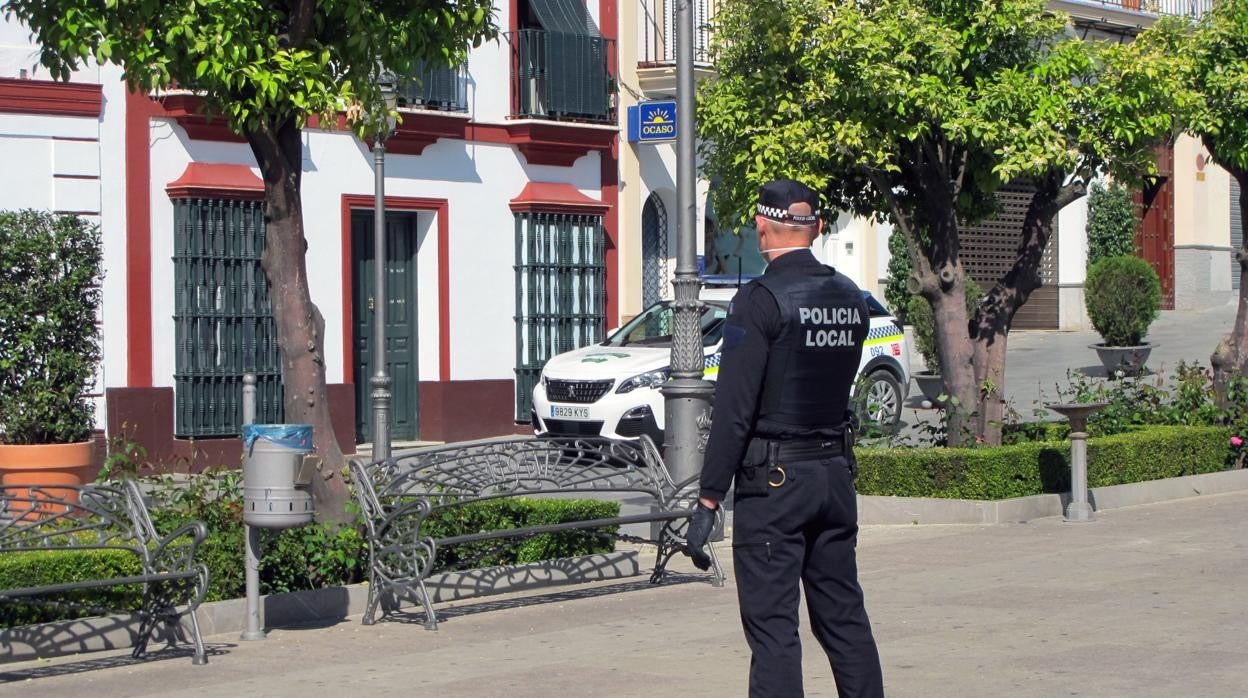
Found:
[684,501,717,571]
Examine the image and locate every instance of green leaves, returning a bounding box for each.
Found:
[5,0,498,139]
[698,0,1180,230]
[1177,0,1248,175]
[0,211,103,445]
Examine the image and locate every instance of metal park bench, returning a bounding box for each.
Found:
[349,436,724,629]
[0,481,210,665]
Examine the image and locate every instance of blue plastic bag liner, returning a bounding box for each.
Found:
[241,424,314,453]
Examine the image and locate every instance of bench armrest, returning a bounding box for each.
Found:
[150,520,208,572]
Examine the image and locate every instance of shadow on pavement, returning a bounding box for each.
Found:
[381,574,714,628]
[0,642,233,683]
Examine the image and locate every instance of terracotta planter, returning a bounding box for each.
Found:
[0,441,95,517]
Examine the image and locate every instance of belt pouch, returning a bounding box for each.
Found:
[733,439,771,498]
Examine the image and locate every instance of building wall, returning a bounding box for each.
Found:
[2,3,620,451]
[1173,133,1234,309]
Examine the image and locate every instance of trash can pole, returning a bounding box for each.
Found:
[240,374,265,641]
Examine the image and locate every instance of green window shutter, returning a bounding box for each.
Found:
[514,211,606,422]
[173,198,283,437]
[398,61,468,112]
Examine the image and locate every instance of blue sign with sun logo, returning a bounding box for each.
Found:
[627,100,678,143]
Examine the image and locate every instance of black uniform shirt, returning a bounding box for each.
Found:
[700,248,842,502]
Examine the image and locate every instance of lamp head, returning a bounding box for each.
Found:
[376,71,399,138]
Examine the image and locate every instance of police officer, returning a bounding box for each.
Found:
[685,179,884,697]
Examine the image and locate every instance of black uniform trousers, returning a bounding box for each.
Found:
[731,453,884,698]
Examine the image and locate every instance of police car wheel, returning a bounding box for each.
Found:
[858,370,902,434]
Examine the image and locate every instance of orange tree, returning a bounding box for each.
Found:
[5,0,497,517]
[698,0,1187,443]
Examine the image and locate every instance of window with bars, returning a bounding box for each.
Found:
[173,198,283,437]
[514,211,607,422]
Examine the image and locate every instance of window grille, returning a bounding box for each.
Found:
[173,198,283,436]
[514,212,607,421]
[641,192,670,308]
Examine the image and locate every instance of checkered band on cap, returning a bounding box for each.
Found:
[756,203,820,224]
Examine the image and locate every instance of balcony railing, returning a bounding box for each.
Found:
[510,29,616,124]
[397,62,468,112]
[639,0,715,66]
[1068,0,1212,17]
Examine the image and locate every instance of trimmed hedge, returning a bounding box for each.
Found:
[856,426,1231,500]
[423,498,622,571]
[0,549,143,627]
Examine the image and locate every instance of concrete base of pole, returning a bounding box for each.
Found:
[1065,501,1096,523]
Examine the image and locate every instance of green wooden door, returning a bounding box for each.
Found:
[352,211,419,443]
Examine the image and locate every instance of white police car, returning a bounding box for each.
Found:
[531,281,910,443]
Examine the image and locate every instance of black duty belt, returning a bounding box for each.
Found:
[751,438,847,461]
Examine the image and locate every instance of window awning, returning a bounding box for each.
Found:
[510,182,610,215]
[528,0,601,36]
[165,163,265,200]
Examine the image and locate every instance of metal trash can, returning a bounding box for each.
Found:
[241,424,315,529]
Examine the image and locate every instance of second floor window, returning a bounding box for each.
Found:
[512,0,614,123]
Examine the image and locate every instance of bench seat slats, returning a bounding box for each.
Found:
[0,569,202,599]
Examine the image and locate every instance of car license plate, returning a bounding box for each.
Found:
[551,405,590,419]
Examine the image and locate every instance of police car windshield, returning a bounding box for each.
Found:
[605,302,728,348]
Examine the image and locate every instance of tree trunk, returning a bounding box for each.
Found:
[929,276,978,444]
[971,172,1076,444]
[1212,167,1248,400]
[246,117,349,522]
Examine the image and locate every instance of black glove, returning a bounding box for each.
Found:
[684,501,716,571]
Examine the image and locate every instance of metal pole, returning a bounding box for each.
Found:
[661,0,715,485]
[1066,425,1095,522]
[240,373,264,641]
[371,135,392,462]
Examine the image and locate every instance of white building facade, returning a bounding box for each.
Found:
[1,1,625,462]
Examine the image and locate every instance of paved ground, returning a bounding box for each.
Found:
[6,491,1245,696]
[895,299,1239,435]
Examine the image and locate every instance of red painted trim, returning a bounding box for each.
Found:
[384,112,472,157]
[504,121,617,167]
[340,195,452,385]
[165,163,265,200]
[150,87,613,163]
[510,182,611,214]
[158,93,246,143]
[436,202,451,383]
[125,88,154,387]
[601,0,620,328]
[0,78,102,118]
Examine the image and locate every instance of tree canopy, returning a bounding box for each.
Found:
[6,0,497,135]
[4,0,499,515]
[698,0,1186,443]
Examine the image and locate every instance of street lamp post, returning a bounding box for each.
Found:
[371,74,399,461]
[661,0,715,485]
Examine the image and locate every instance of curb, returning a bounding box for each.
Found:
[856,468,1248,525]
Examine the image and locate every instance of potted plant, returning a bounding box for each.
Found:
[1084,254,1161,377]
[0,211,103,502]
[906,278,982,406]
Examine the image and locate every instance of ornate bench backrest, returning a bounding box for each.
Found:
[351,436,675,524]
[0,482,154,556]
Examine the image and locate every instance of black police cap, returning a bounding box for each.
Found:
[756,179,821,224]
